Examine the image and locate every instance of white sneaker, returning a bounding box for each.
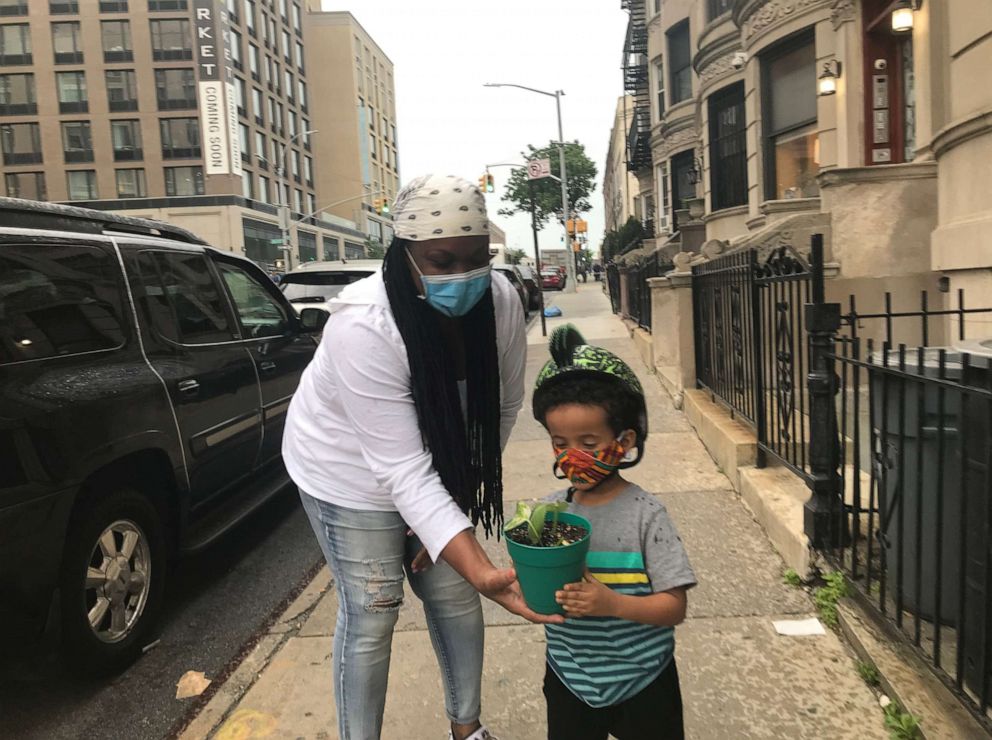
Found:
[448,726,498,740]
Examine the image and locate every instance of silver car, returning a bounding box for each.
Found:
[280,259,382,315]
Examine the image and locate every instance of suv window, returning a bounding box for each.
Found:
[218,261,291,339]
[0,243,125,364]
[280,270,373,304]
[137,251,234,344]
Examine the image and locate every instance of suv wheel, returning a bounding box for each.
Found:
[60,486,166,676]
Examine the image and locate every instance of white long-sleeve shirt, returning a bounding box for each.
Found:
[282,269,527,561]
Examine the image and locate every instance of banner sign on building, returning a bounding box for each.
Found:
[193,0,241,176]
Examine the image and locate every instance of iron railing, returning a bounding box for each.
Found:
[607,263,622,315]
[692,244,813,478]
[626,255,661,331]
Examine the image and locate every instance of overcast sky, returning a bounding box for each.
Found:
[319,0,629,256]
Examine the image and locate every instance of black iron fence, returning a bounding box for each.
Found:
[691,233,992,725]
[607,263,621,314]
[627,255,662,331]
[824,288,992,723]
[692,244,813,478]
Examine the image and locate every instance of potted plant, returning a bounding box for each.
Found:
[504,501,591,615]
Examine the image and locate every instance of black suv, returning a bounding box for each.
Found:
[0,198,326,674]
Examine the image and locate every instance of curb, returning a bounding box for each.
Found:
[172,564,332,740]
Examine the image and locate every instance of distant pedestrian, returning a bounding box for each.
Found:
[579,265,588,283]
[531,325,696,740]
[593,263,603,282]
[283,174,562,740]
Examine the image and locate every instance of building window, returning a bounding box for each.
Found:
[667,21,691,105]
[251,87,264,124]
[708,82,748,210]
[101,20,132,62]
[653,60,665,122]
[155,68,196,110]
[49,1,79,12]
[670,149,696,230]
[56,71,88,113]
[66,170,98,200]
[306,192,315,215]
[281,29,291,61]
[52,21,83,64]
[707,0,733,21]
[249,43,260,80]
[0,122,41,164]
[298,230,316,262]
[160,117,200,158]
[150,19,192,60]
[295,41,304,72]
[0,23,30,65]
[291,148,301,180]
[762,30,818,200]
[148,0,188,10]
[656,161,670,234]
[62,121,93,163]
[0,73,35,115]
[99,1,129,11]
[164,165,204,196]
[292,3,301,33]
[111,119,142,160]
[258,174,269,203]
[4,171,45,200]
[106,69,138,111]
[278,0,287,20]
[230,29,242,70]
[284,69,293,100]
[239,122,250,162]
[0,1,29,16]
[242,216,281,264]
[298,79,307,111]
[235,76,247,116]
[241,168,254,199]
[116,168,145,197]
[304,154,312,184]
[254,130,266,165]
[243,0,255,34]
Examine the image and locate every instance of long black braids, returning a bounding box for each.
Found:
[382,237,504,536]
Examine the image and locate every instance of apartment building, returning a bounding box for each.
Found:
[604,95,642,233]
[0,0,373,267]
[615,0,992,327]
[303,7,399,248]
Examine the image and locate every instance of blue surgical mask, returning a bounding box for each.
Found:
[407,250,492,317]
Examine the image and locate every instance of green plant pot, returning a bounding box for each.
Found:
[504,512,592,615]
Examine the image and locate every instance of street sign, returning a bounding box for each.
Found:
[269,238,284,245]
[527,158,552,180]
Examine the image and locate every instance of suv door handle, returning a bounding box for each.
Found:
[178,379,200,393]
[259,361,276,373]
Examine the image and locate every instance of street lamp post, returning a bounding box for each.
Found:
[483,83,577,294]
[275,128,317,271]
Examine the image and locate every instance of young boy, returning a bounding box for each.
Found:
[531,325,696,740]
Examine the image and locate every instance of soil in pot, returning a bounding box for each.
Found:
[505,520,588,547]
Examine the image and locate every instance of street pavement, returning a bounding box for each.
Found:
[181,283,892,740]
[0,489,323,740]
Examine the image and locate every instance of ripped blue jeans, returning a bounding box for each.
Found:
[300,492,484,740]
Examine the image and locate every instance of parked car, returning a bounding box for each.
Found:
[280,259,381,315]
[516,264,542,311]
[493,264,531,320]
[541,268,565,291]
[0,198,327,675]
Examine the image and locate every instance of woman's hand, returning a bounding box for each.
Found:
[477,567,565,625]
[555,569,618,618]
[407,529,432,574]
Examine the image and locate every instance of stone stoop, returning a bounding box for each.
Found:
[738,466,812,578]
[682,388,813,577]
[681,389,756,490]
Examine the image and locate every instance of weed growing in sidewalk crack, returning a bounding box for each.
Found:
[813,571,848,627]
[783,568,802,587]
[856,660,880,687]
[882,700,922,739]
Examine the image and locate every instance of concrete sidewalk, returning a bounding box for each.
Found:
[181,284,889,740]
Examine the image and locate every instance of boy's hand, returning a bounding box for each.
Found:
[555,569,618,618]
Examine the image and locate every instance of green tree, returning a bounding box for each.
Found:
[601,217,645,262]
[497,141,597,228]
[504,248,527,265]
[365,239,386,259]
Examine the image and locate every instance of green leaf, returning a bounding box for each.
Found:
[504,501,532,533]
[527,504,549,545]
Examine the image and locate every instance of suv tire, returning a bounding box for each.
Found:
[59,485,166,676]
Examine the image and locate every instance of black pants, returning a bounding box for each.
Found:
[543,659,684,740]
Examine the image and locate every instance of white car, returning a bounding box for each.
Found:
[280,259,381,315]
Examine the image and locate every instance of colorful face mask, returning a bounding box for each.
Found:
[554,439,627,485]
[407,249,491,317]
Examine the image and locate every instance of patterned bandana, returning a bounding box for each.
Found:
[554,440,627,486]
[391,174,490,242]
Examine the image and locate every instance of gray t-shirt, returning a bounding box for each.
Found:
[543,483,696,707]
[546,483,696,594]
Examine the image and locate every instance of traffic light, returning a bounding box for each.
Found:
[372,198,390,215]
[478,174,487,191]
[485,173,495,193]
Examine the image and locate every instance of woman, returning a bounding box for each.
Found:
[283,174,558,740]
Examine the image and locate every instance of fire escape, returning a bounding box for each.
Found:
[622,0,651,172]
